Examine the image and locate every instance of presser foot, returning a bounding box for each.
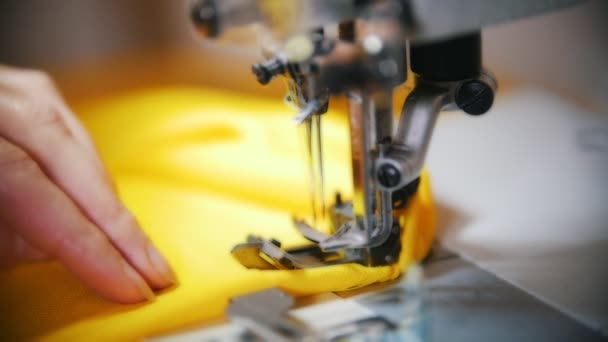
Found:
[231,200,403,270]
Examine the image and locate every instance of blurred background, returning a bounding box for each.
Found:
[0,0,607,109]
[1,0,607,336]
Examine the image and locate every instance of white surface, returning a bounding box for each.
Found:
[428,86,608,335]
[290,298,375,331]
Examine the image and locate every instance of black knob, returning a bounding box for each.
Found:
[251,59,285,85]
[191,0,220,38]
[455,80,494,116]
[377,164,402,188]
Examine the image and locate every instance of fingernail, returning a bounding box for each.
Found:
[123,262,156,302]
[147,242,177,286]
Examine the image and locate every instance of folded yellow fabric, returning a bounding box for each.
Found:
[0,88,436,341]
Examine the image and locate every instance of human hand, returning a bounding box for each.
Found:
[0,65,176,303]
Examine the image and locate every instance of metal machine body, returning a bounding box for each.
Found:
[190,0,584,269]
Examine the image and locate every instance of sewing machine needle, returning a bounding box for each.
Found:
[315,114,326,221]
[304,114,326,228]
[305,118,318,226]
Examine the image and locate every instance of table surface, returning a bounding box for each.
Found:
[424,247,605,342]
[428,86,608,336]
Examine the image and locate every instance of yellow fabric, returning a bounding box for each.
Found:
[0,87,436,341]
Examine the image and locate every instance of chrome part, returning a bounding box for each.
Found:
[293,98,326,125]
[226,289,313,341]
[293,218,329,243]
[376,83,451,191]
[377,71,497,191]
[314,114,326,223]
[224,270,426,341]
[404,0,585,42]
[303,118,320,226]
[328,195,353,234]
[231,235,365,269]
[190,0,262,38]
[319,93,394,253]
[191,0,580,269]
[192,0,585,41]
[301,113,327,228]
[351,93,376,243]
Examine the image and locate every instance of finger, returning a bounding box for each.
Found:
[0,84,176,290]
[37,82,118,191]
[55,102,100,156]
[0,67,116,193]
[0,223,48,268]
[51,101,119,194]
[0,137,154,303]
[0,66,97,154]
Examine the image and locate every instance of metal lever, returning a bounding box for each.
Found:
[227,289,314,341]
[376,73,496,192]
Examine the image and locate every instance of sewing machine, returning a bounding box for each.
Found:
[172,1,601,340]
[189,0,583,269]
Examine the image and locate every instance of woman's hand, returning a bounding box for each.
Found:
[0,65,175,303]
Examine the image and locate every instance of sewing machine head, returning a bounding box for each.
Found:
[190,0,584,269]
